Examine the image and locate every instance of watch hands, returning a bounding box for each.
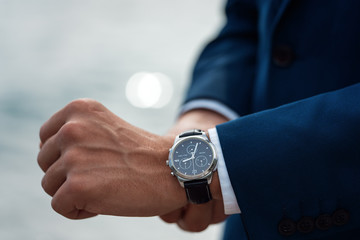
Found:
[192,143,198,173]
[192,143,198,157]
[182,157,193,162]
[182,143,199,162]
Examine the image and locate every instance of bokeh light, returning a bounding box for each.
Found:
[126,72,174,108]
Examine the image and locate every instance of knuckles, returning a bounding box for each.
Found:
[65,98,103,115]
[39,98,102,144]
[64,175,88,195]
[58,121,85,144]
[62,149,82,169]
[40,99,106,219]
[39,98,107,151]
[50,177,87,214]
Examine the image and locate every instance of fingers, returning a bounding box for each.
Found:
[160,200,228,232]
[40,107,67,145]
[38,100,94,172]
[159,208,183,223]
[37,134,61,172]
[41,159,66,196]
[211,199,228,224]
[38,99,105,220]
[51,182,97,220]
[39,99,101,144]
[177,202,213,232]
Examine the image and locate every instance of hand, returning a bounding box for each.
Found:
[37,99,188,219]
[160,198,228,232]
[159,172,228,232]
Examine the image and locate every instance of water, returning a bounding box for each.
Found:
[0,0,226,239]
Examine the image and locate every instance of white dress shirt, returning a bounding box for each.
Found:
[180,99,241,215]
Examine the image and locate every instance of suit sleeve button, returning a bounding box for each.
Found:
[297,216,315,234]
[315,214,333,230]
[332,209,350,226]
[278,218,297,236]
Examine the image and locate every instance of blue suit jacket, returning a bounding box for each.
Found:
[185,0,360,239]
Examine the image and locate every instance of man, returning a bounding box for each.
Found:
[38,0,360,239]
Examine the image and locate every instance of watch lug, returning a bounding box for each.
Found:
[207,175,213,185]
[177,178,185,188]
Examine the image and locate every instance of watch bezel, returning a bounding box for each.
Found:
[168,135,218,182]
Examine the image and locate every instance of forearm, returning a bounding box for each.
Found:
[166,109,229,137]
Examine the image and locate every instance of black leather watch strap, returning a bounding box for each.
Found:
[179,129,203,138]
[184,179,212,204]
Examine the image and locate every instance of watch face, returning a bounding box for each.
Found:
[170,137,215,177]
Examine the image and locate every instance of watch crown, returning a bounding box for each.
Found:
[170,172,175,176]
[166,160,169,166]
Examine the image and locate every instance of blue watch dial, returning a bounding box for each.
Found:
[171,138,214,176]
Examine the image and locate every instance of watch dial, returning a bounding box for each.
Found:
[171,137,214,176]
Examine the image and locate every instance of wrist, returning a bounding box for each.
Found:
[156,135,189,206]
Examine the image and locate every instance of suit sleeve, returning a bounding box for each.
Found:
[184,0,258,116]
[216,83,360,239]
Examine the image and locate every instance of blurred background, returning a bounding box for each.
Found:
[0,0,225,239]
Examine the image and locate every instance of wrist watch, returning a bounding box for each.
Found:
[167,129,218,204]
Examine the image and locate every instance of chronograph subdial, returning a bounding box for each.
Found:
[186,144,196,154]
[195,155,208,168]
[179,157,193,169]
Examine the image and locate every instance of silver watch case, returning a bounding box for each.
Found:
[167,131,218,188]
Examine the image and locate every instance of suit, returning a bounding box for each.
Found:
[185,0,360,239]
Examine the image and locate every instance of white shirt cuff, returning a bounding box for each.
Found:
[209,128,241,215]
[180,99,240,120]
